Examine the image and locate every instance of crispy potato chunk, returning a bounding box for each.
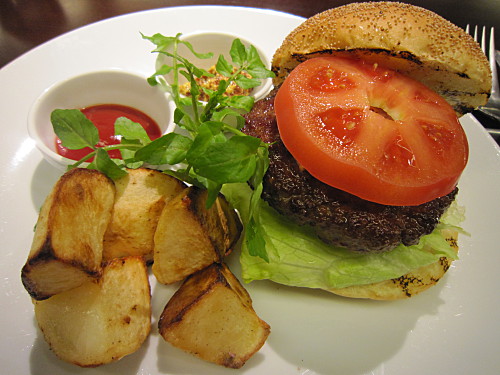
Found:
[152,186,242,284]
[103,168,185,262]
[21,168,115,300]
[158,263,270,368]
[34,256,151,367]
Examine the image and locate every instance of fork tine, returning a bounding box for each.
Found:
[488,27,498,96]
[472,25,487,54]
[466,24,484,53]
[466,25,497,91]
[465,25,500,122]
[481,26,486,54]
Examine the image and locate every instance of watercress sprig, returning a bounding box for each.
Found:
[50,33,274,262]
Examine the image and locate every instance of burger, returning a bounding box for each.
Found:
[223,2,491,300]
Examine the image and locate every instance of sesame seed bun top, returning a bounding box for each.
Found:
[272,2,491,115]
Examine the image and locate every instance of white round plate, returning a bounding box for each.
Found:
[1,6,499,375]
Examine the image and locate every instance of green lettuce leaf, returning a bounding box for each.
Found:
[222,183,465,289]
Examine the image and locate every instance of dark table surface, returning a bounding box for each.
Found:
[1,0,499,140]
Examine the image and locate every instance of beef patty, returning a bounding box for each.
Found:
[242,91,457,253]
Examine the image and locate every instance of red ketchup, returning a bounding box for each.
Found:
[55,104,162,161]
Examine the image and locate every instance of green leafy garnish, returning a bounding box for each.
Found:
[50,33,275,262]
[51,109,99,151]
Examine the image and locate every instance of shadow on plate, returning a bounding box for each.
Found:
[30,159,63,212]
[246,274,448,375]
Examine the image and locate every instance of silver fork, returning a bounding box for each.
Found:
[466,25,500,123]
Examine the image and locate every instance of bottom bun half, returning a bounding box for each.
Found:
[327,229,459,300]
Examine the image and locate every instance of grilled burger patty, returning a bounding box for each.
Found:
[242,91,457,253]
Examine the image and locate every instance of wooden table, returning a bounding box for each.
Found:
[1,0,498,135]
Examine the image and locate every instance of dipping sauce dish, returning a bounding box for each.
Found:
[28,69,174,170]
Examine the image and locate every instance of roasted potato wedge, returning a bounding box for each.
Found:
[103,168,185,262]
[22,168,115,300]
[34,256,151,367]
[158,263,270,369]
[152,186,242,284]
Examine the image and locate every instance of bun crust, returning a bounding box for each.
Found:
[327,229,458,300]
[272,2,491,115]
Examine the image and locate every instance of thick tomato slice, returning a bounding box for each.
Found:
[274,56,468,206]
